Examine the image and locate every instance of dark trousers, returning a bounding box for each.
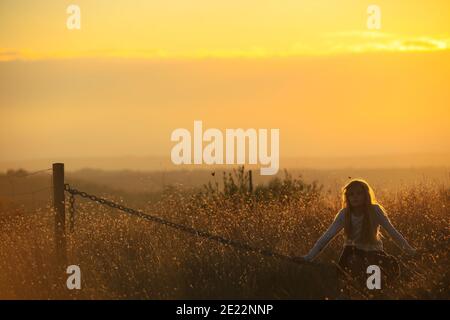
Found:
[338,245,400,286]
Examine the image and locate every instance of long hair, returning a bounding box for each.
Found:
[341,179,379,244]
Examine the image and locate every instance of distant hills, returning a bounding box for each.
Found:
[0,153,449,173]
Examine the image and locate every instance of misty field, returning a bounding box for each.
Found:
[0,167,448,299]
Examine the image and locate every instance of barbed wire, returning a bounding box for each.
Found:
[2,171,52,199]
[64,183,317,266]
[3,168,52,178]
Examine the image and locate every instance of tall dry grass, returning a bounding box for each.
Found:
[0,167,448,299]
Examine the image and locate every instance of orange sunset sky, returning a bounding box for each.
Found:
[0,0,449,168]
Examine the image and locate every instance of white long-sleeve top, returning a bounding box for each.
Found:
[306,204,414,260]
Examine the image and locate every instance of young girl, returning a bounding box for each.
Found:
[300,179,416,284]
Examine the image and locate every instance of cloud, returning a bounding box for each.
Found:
[399,38,448,51]
[321,31,449,54]
[1,33,449,61]
[0,49,24,61]
[357,38,448,53]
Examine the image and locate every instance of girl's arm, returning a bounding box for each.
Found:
[374,205,416,253]
[303,209,345,261]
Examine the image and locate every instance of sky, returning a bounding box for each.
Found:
[1,0,450,59]
[0,0,449,167]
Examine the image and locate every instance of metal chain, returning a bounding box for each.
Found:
[62,183,379,298]
[68,192,76,233]
[63,183,313,266]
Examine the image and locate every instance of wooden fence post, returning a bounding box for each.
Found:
[248,169,253,194]
[53,163,66,267]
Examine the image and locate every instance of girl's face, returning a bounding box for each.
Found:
[346,185,366,208]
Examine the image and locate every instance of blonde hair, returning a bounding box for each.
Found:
[341,179,379,244]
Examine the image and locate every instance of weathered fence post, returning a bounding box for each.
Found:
[53,163,67,266]
[248,169,253,194]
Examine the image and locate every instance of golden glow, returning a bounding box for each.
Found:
[0,1,449,164]
[1,0,450,60]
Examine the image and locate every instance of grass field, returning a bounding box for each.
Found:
[0,167,448,299]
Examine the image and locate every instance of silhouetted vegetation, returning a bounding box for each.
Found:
[0,167,448,299]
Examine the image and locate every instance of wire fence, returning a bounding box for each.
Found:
[3,165,408,298]
[4,168,52,178]
[64,183,315,266]
[0,168,53,218]
[62,180,433,299]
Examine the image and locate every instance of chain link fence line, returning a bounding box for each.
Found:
[64,183,318,266]
[1,164,362,298]
[51,164,411,299]
[64,183,373,298]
